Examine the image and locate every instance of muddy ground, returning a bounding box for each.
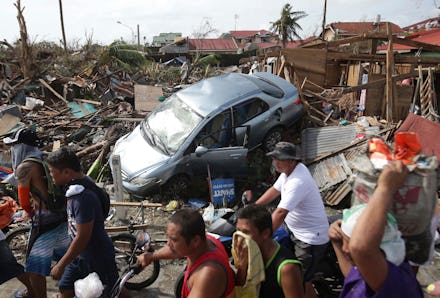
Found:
[1,204,440,297]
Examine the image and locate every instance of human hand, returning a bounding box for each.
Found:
[137,252,154,268]
[233,235,248,286]
[328,219,344,244]
[50,263,65,280]
[377,161,408,194]
[234,235,249,270]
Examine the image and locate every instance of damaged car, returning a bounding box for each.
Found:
[110,71,303,198]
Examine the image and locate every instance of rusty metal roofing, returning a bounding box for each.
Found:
[308,153,352,192]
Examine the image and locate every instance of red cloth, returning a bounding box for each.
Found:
[182,235,235,298]
[397,113,440,161]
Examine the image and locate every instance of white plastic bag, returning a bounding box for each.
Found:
[74,272,104,298]
[202,203,215,225]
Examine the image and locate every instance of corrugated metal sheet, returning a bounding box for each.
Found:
[302,124,379,161]
[308,153,352,192]
[302,126,357,161]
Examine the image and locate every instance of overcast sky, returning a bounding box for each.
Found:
[1,0,439,46]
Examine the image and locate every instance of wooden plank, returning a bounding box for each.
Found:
[134,85,163,112]
[110,201,162,207]
[0,113,20,136]
[386,22,395,123]
[392,36,440,53]
[73,98,102,106]
[39,79,68,104]
[326,52,440,64]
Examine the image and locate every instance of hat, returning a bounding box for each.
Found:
[266,142,301,160]
[341,204,405,266]
[3,128,39,146]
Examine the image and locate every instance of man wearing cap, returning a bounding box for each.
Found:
[255,141,329,298]
[328,161,422,297]
[3,128,70,298]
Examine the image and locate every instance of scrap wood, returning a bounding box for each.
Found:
[324,180,352,206]
[39,78,68,104]
[73,98,102,106]
[76,140,107,158]
[45,103,118,134]
[302,97,339,125]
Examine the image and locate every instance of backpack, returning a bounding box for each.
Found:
[23,157,66,214]
[69,177,110,217]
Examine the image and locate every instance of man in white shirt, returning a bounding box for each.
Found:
[256,142,329,298]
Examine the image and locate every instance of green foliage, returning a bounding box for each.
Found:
[195,54,220,67]
[107,41,148,71]
[270,3,307,48]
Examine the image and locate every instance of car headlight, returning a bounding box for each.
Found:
[129,177,159,186]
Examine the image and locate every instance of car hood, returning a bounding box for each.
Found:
[112,125,169,178]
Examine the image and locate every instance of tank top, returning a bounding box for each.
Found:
[259,242,302,298]
[182,235,235,298]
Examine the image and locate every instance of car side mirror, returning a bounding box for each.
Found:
[195,145,209,157]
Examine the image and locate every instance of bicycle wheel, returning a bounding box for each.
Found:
[6,225,31,265]
[111,233,160,290]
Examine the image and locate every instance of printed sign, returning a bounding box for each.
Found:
[211,178,235,206]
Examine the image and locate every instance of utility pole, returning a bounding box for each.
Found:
[59,0,67,51]
[137,24,140,47]
[234,14,239,31]
[321,0,327,40]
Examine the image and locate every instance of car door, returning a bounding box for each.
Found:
[184,110,248,179]
[233,97,273,149]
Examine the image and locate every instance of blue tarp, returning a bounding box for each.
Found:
[163,57,185,66]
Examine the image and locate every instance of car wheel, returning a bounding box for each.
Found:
[263,127,284,152]
[163,175,190,201]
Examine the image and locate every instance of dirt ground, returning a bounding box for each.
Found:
[1,206,440,298]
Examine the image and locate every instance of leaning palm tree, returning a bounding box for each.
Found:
[270,3,307,48]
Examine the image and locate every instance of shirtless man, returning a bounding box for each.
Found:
[4,128,69,298]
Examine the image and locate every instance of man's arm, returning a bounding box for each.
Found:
[272,207,288,232]
[349,161,408,291]
[50,221,94,280]
[137,245,181,268]
[280,263,304,298]
[255,186,280,205]
[187,263,228,298]
[328,219,353,277]
[15,162,33,214]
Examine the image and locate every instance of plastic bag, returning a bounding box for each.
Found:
[74,272,104,298]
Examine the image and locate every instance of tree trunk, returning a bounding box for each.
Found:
[14,0,33,80]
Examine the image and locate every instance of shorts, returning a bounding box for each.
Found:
[26,222,70,276]
[58,256,119,296]
[291,235,328,282]
[0,240,25,284]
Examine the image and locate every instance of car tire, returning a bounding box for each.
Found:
[163,175,190,201]
[263,127,284,152]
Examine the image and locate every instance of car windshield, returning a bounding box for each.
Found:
[141,94,203,155]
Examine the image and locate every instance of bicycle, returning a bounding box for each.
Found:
[106,200,164,290]
[109,232,153,297]
[5,200,165,291]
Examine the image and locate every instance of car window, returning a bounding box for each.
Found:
[194,111,234,149]
[233,98,269,126]
[243,75,284,98]
[142,94,203,155]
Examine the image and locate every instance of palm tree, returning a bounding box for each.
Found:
[270,3,307,48]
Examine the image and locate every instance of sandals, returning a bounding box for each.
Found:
[13,289,30,298]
